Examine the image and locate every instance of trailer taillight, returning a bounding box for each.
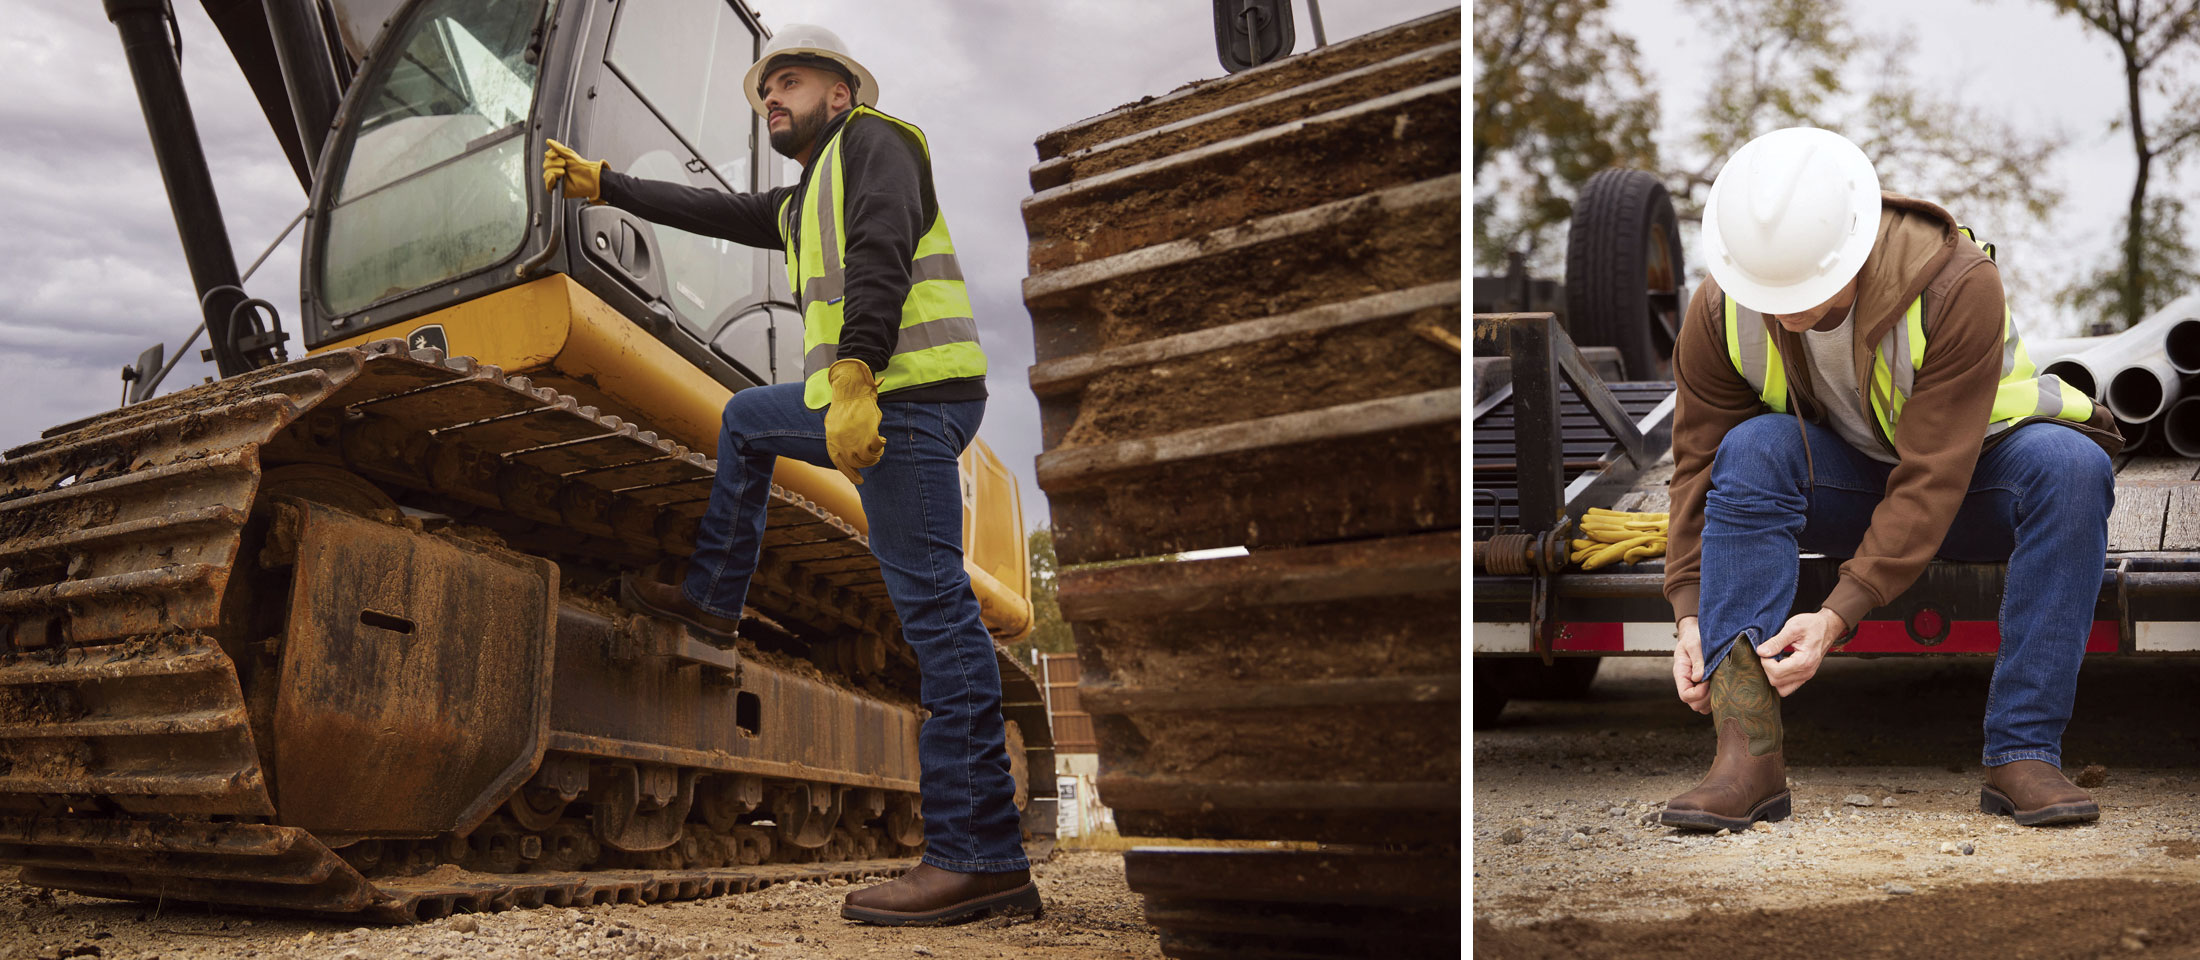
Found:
[1907,605,1950,646]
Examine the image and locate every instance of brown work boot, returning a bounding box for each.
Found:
[841,863,1042,926]
[1980,760,2100,826]
[619,574,739,643]
[1661,641,1790,831]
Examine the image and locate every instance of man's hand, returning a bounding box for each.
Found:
[1672,616,1710,714]
[542,138,608,201]
[1754,609,1849,697]
[824,358,886,484]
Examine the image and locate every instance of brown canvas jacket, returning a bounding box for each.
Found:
[1664,194,2123,630]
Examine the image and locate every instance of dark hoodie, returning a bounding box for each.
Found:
[599,109,985,403]
[1664,194,2122,629]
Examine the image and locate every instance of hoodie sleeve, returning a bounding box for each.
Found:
[1818,263,2007,628]
[1664,281,1772,622]
[598,170,789,249]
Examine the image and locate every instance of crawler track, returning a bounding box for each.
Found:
[0,338,1053,920]
[1020,8,1461,958]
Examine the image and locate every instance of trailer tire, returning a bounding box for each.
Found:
[1474,659,1603,729]
[1565,169,1687,380]
[1473,667,1508,729]
[1518,657,1603,699]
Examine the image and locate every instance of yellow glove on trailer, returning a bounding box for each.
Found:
[824,358,887,485]
[1571,508,1669,569]
[542,138,609,201]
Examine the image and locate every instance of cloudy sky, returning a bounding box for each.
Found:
[0,0,1452,531]
[1605,0,2157,338]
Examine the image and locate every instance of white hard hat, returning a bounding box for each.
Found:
[1701,127,1881,315]
[744,24,879,117]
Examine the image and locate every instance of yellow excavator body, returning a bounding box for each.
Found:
[315,275,1032,641]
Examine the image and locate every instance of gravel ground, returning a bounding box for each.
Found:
[0,851,1159,960]
[1474,655,2200,956]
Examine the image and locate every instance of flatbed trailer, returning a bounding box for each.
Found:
[1472,311,2200,723]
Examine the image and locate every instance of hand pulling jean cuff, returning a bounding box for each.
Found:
[1982,749,2063,768]
[921,852,1031,873]
[1702,625,1761,680]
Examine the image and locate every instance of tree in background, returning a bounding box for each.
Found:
[1009,526,1077,670]
[1669,0,2067,311]
[1472,0,1660,274]
[1474,0,2067,316]
[2043,0,2200,330]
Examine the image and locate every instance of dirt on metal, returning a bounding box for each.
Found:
[1035,10,1460,157]
[1019,11,1462,954]
[1060,306,1459,449]
[0,340,1055,920]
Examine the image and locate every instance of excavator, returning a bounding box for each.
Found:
[0,0,1052,920]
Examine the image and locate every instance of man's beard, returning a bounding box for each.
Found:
[769,100,831,159]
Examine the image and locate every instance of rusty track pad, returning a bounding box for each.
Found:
[272,501,558,837]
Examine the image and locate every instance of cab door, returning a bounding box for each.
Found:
[566,0,785,388]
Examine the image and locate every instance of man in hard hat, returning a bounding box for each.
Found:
[1658,127,2123,832]
[541,26,1038,925]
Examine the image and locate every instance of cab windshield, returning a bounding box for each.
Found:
[316,0,548,316]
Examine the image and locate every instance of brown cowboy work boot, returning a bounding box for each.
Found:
[1661,641,1790,831]
[1980,760,2100,826]
[842,862,1042,926]
[618,574,739,643]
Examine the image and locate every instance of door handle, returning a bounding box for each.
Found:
[578,206,665,301]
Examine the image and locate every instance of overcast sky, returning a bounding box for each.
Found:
[1606,0,2152,339]
[0,0,1453,532]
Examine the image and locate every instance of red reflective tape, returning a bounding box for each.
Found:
[2087,620,2117,651]
[1828,620,2118,654]
[1552,622,1621,651]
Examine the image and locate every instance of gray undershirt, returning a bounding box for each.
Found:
[1801,311,1900,464]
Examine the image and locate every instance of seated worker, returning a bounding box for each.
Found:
[1658,126,2123,831]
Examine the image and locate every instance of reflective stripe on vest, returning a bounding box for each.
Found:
[1724,294,1789,413]
[1721,226,2093,446]
[1726,295,2094,447]
[779,105,987,409]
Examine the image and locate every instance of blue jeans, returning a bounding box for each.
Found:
[684,381,1028,873]
[1697,414,2115,767]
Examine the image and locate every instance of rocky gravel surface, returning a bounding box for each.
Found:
[1474,655,2200,952]
[0,851,1159,960]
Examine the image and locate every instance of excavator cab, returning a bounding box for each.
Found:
[287,0,1030,624]
[301,0,799,393]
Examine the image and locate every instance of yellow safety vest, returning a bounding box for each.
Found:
[1722,227,2094,445]
[780,105,987,408]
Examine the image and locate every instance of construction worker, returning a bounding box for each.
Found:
[541,25,1038,924]
[1659,127,2123,832]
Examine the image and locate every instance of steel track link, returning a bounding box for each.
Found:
[1,809,918,922]
[0,338,963,918]
[1020,8,1462,957]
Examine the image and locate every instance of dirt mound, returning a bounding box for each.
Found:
[1476,878,2200,958]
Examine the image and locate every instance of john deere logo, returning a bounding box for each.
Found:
[408,324,449,354]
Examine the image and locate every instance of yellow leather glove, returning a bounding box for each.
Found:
[824,358,886,485]
[542,138,608,201]
[1570,509,1669,570]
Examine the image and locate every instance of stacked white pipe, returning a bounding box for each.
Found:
[2031,294,2200,457]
